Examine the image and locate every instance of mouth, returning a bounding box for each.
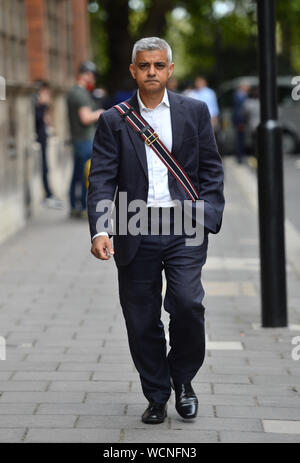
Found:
[145,80,159,83]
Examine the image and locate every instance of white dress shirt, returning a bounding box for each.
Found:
[92,88,177,240]
[137,88,177,208]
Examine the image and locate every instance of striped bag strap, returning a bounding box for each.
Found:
[114,101,199,202]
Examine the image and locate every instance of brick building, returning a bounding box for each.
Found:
[0,0,91,242]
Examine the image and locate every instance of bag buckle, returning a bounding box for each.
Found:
[145,131,159,146]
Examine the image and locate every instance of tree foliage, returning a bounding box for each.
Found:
[88,0,300,94]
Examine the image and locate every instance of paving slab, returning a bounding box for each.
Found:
[0,156,299,442]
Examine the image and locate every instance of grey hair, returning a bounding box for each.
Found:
[132,37,172,65]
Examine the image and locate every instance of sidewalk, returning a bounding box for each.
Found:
[0,156,299,443]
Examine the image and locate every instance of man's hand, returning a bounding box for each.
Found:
[91,236,114,260]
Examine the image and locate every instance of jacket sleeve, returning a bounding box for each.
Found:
[197,102,225,234]
[87,112,119,241]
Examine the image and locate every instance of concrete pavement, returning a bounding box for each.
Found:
[0,156,300,443]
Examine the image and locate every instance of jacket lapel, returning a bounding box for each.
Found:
[167,90,185,190]
[124,91,148,181]
[167,89,185,159]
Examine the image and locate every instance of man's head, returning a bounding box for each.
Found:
[129,37,174,94]
[194,76,207,90]
[238,80,251,94]
[77,61,98,91]
[35,80,51,104]
[167,76,178,91]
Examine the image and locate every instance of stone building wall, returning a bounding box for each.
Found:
[0,0,90,244]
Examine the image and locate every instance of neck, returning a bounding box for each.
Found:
[138,88,166,109]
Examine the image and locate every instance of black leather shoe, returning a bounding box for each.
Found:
[171,380,198,419]
[141,401,167,424]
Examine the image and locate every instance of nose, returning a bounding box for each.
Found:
[147,64,156,76]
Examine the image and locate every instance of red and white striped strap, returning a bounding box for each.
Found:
[114,101,199,202]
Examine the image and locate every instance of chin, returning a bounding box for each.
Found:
[144,83,162,92]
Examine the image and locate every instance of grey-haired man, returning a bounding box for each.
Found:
[88,37,225,424]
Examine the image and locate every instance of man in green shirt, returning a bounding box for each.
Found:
[66,61,103,217]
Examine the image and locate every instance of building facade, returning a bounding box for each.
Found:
[0,0,90,243]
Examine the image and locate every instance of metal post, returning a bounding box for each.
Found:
[256,0,287,327]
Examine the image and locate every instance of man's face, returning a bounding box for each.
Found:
[86,72,96,90]
[88,71,96,86]
[240,83,250,94]
[129,49,174,94]
[195,77,206,89]
[38,87,51,104]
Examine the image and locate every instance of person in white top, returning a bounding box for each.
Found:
[187,76,219,129]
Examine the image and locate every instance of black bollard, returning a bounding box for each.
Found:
[256,0,288,327]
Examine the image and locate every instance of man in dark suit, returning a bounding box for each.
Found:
[88,37,225,424]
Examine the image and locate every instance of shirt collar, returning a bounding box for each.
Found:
[137,88,170,111]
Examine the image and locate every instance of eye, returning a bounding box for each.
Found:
[155,63,166,69]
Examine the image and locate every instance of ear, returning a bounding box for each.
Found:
[168,63,175,79]
[129,63,136,80]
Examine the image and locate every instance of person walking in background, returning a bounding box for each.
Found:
[167,76,179,93]
[242,86,260,156]
[232,80,250,164]
[92,86,114,111]
[88,37,224,425]
[66,61,104,218]
[187,76,220,129]
[34,80,63,209]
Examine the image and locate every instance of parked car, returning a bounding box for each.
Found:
[216,76,300,156]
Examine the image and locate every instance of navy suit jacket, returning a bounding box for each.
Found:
[87,89,225,267]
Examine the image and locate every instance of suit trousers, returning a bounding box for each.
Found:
[117,207,209,403]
